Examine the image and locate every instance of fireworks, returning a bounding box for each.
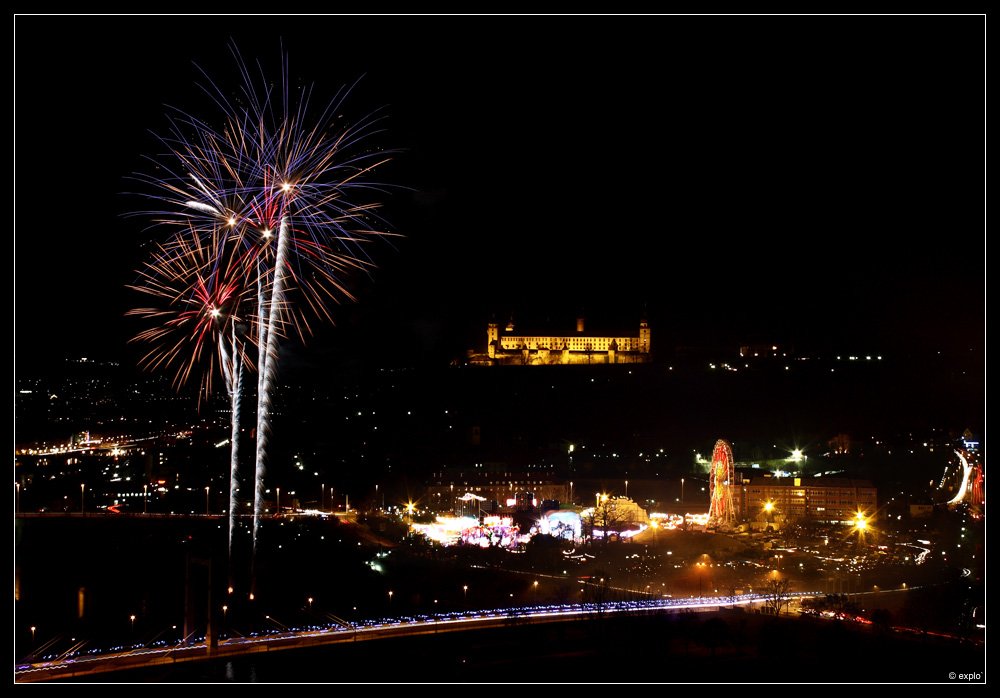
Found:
[128,226,253,570]
[127,228,253,398]
[127,44,395,591]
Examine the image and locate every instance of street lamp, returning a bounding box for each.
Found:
[205,487,210,515]
[463,585,468,605]
[855,512,867,531]
[80,483,85,514]
[759,501,774,526]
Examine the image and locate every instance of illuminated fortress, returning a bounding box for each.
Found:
[474,313,651,366]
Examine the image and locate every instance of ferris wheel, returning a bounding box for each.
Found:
[708,439,736,527]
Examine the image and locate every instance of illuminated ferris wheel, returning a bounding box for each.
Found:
[708,439,736,528]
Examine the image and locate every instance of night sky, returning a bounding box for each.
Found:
[14,15,984,376]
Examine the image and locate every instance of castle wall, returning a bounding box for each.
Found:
[499,336,643,352]
[492,350,651,366]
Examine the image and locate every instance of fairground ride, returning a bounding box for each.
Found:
[707,439,737,529]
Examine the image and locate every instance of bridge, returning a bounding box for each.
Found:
[15,592,808,682]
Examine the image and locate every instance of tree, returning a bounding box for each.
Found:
[582,570,616,620]
[697,617,731,659]
[762,577,792,616]
[870,608,893,634]
[587,495,633,547]
[725,581,741,609]
[525,533,562,569]
[675,609,699,655]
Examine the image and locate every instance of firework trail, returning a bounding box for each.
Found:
[127,43,397,594]
[219,309,245,573]
[127,229,253,571]
[253,216,288,559]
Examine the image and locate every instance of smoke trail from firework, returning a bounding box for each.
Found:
[219,317,244,568]
[252,216,290,558]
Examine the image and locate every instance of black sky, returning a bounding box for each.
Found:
[14,14,985,374]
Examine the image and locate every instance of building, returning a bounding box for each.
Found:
[738,344,795,358]
[739,475,878,524]
[425,466,568,515]
[472,312,651,366]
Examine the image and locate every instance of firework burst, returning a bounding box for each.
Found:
[128,227,254,575]
[127,227,254,398]
[127,43,396,594]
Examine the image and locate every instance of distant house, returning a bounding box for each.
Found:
[739,475,878,524]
